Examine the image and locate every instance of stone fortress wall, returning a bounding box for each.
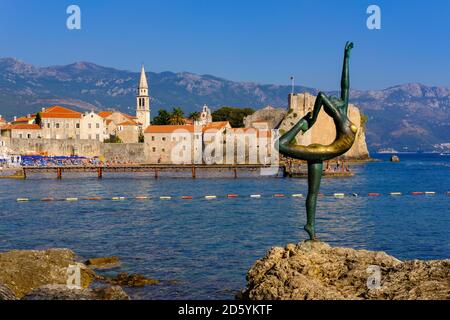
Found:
[5,138,102,158]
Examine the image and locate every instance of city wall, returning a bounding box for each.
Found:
[101,143,146,163]
[2,138,147,163]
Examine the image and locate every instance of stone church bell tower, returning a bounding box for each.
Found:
[136,65,150,128]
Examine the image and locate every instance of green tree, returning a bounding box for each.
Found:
[169,107,186,125]
[35,112,42,127]
[104,134,122,143]
[212,106,254,128]
[151,109,171,125]
[360,112,369,132]
[138,131,145,143]
[188,111,201,122]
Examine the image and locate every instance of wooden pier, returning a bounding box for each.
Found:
[21,164,284,179]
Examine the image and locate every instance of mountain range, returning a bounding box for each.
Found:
[0,57,449,152]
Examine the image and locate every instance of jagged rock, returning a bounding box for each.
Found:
[241,241,450,300]
[107,272,159,287]
[0,248,95,298]
[85,256,121,269]
[0,284,17,300]
[21,284,130,300]
[93,285,131,300]
[244,106,287,129]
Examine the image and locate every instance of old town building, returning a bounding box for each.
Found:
[144,125,203,164]
[80,111,107,142]
[0,124,42,139]
[39,106,82,139]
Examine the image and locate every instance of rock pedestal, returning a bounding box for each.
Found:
[0,284,17,300]
[241,241,449,300]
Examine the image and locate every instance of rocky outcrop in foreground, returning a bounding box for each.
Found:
[22,285,129,300]
[0,248,95,299]
[0,248,160,300]
[0,284,17,300]
[241,241,449,300]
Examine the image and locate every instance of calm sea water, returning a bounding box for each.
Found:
[0,153,448,299]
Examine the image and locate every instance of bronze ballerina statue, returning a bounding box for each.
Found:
[276,41,357,240]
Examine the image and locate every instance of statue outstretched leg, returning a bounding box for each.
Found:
[305,160,323,240]
[277,42,356,242]
[278,91,338,151]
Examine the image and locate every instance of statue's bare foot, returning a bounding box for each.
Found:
[304,224,317,241]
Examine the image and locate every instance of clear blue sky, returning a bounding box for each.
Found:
[0,0,449,90]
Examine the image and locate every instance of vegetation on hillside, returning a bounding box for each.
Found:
[360,111,369,132]
[212,106,254,128]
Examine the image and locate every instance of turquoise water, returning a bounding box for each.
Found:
[0,153,448,299]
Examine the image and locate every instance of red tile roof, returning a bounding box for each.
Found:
[203,121,230,132]
[41,106,81,119]
[184,118,194,125]
[98,111,113,118]
[229,128,272,138]
[2,124,41,130]
[118,121,138,126]
[98,111,137,120]
[144,125,201,134]
[13,115,36,123]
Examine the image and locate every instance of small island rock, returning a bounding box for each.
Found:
[85,256,121,269]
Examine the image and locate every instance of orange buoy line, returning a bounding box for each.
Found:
[14,191,449,203]
[368,193,381,197]
[273,194,285,198]
[86,197,103,201]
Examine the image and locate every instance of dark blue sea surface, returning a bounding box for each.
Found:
[0,153,449,299]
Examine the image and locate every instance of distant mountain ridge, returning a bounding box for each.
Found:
[0,57,449,151]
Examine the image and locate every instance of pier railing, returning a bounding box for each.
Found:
[21,164,284,179]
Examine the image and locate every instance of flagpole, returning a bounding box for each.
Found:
[290,76,295,95]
